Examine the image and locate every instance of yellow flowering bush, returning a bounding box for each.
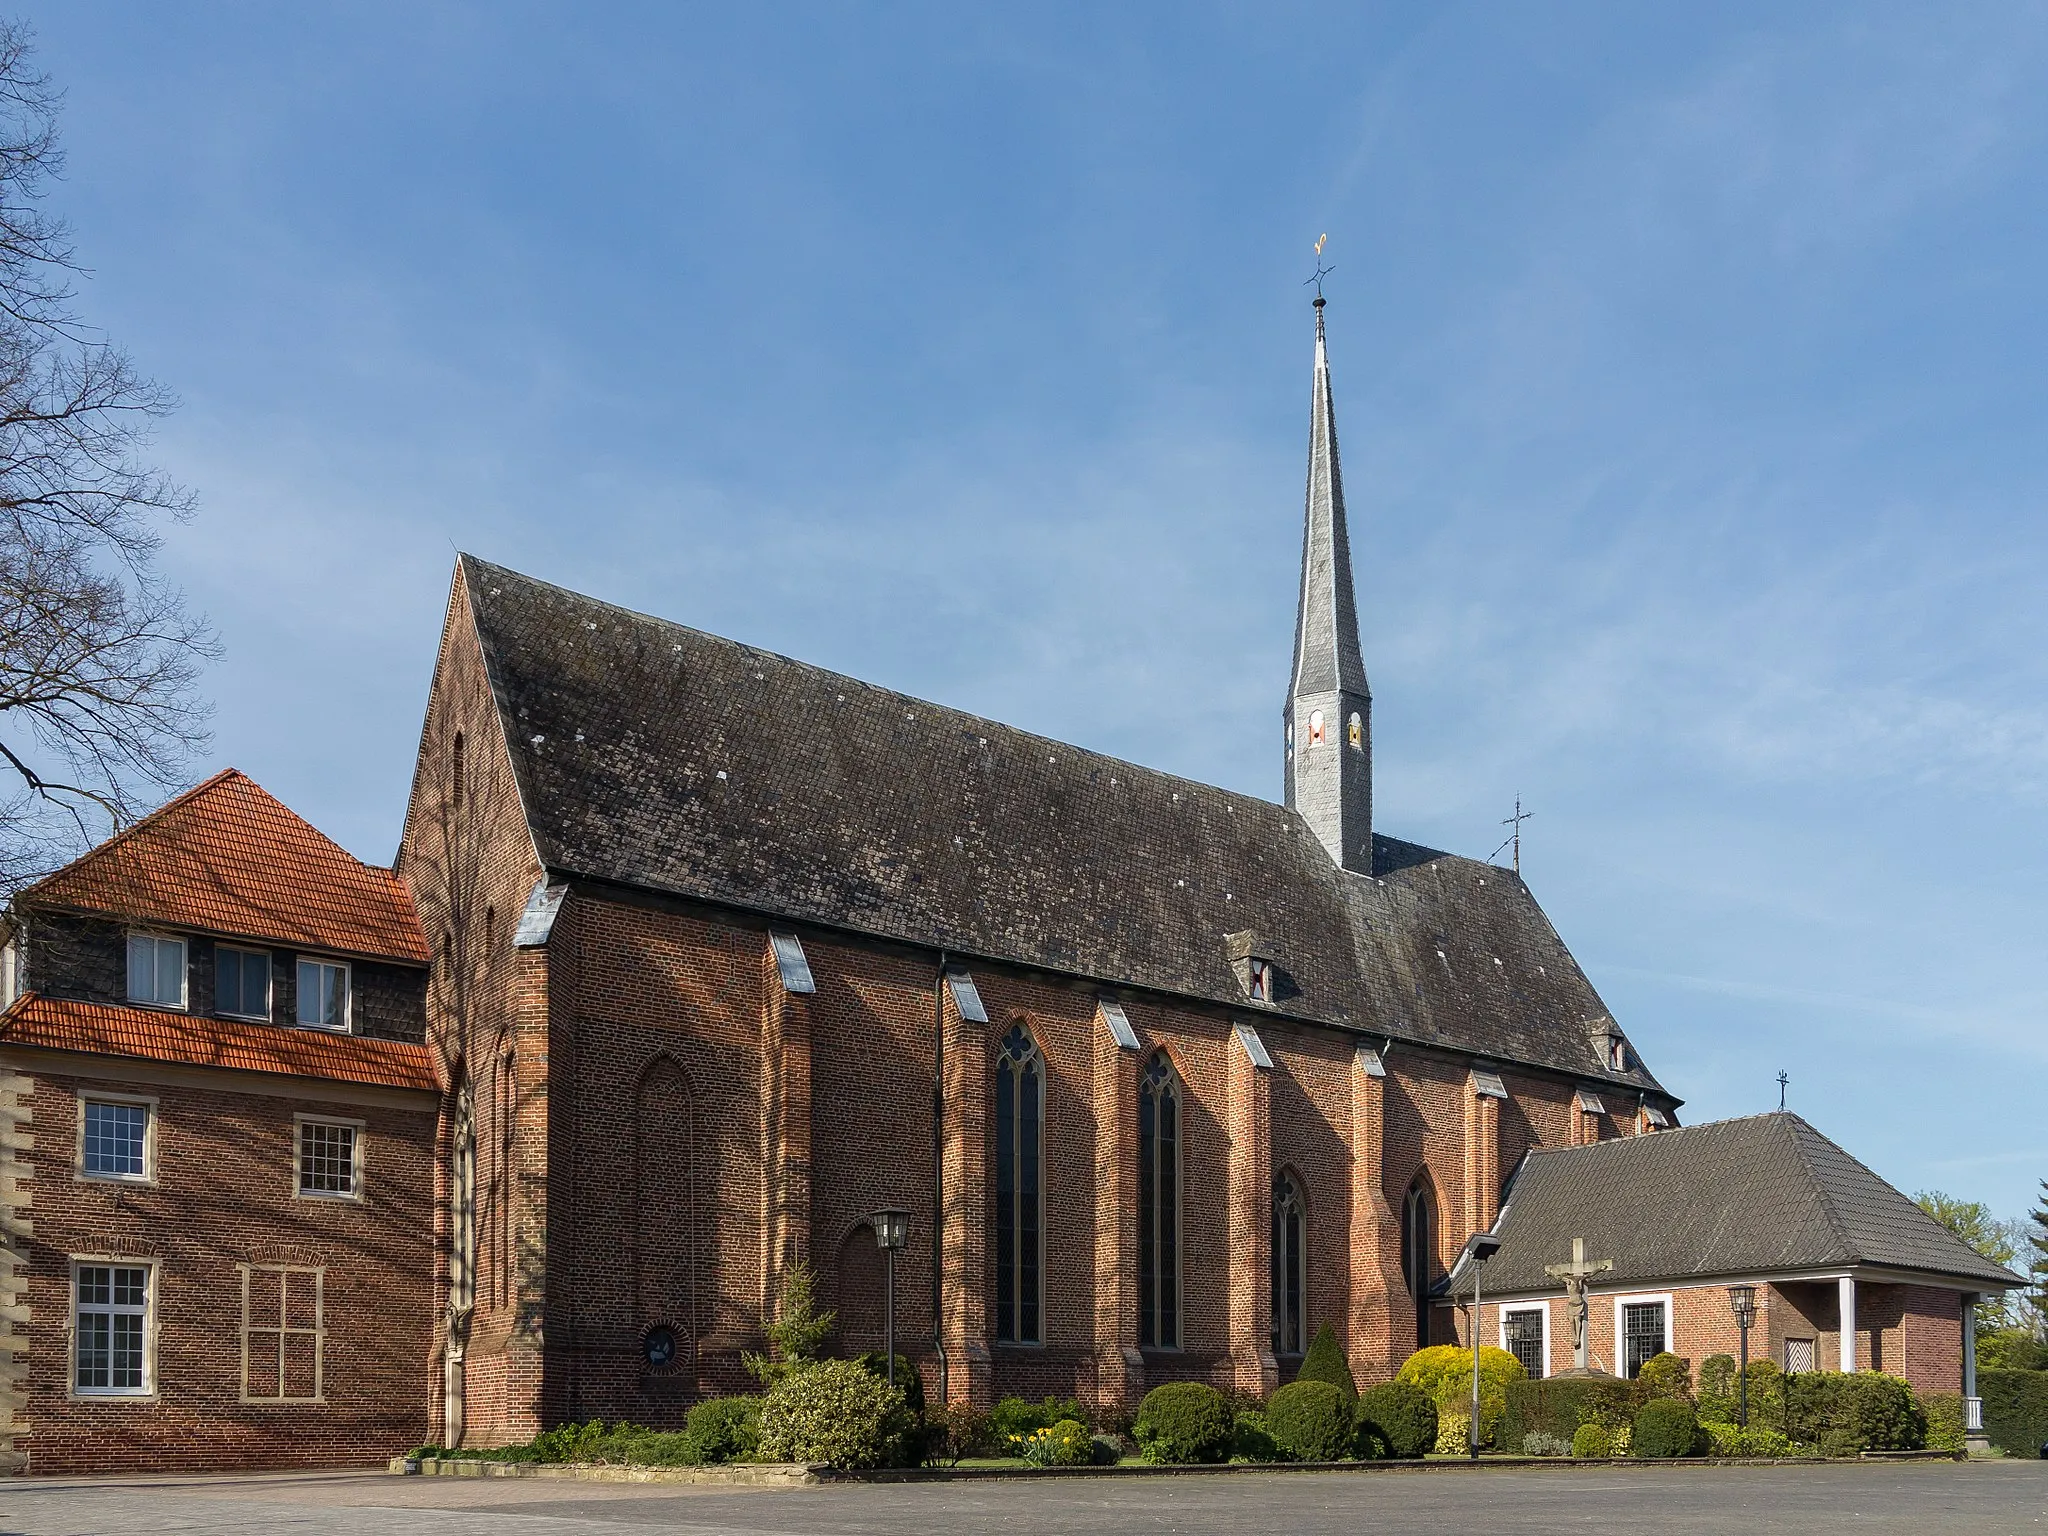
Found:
[1015,1418,1094,1467]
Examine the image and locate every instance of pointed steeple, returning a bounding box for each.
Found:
[1284,296,1373,873]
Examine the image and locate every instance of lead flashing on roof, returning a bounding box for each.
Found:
[946,969,988,1024]
[1234,1021,1274,1070]
[1470,1068,1508,1100]
[1099,998,1140,1051]
[770,931,816,994]
[513,882,569,947]
[1356,1044,1386,1078]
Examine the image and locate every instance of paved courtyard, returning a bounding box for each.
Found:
[0,1462,2044,1536]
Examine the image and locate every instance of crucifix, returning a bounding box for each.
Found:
[1544,1237,1613,1372]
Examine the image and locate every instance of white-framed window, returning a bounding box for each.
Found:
[1501,1302,1548,1379]
[1614,1293,1672,1378]
[215,945,273,1020]
[295,1116,362,1199]
[73,1260,153,1396]
[77,1093,154,1182]
[295,958,350,1031]
[125,932,187,1010]
[240,1264,324,1402]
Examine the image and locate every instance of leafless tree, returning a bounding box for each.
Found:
[0,19,212,893]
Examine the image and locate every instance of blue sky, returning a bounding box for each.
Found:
[30,4,2048,1224]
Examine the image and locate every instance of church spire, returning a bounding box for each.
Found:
[1284,294,1373,873]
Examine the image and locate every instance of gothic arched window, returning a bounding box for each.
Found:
[451,730,466,812]
[1139,1051,1181,1348]
[993,1023,1043,1344]
[1308,708,1326,746]
[1400,1173,1436,1352]
[1272,1174,1305,1357]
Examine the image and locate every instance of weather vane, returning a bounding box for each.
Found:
[1304,232,1334,299]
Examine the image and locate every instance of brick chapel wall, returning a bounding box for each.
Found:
[7,1060,435,1474]
[396,572,549,1447]
[1264,1019,1356,1385]
[20,911,425,1044]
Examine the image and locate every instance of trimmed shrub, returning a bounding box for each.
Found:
[1090,1434,1122,1466]
[1980,1369,2048,1459]
[1499,1375,1644,1451]
[1016,1419,1093,1467]
[1133,1381,1234,1464]
[1633,1398,1697,1458]
[1267,1379,1352,1461]
[1356,1380,1437,1460]
[1232,1410,1284,1463]
[1521,1430,1571,1457]
[1571,1422,1610,1459]
[757,1358,914,1469]
[1297,1322,1358,1403]
[1434,1412,1471,1457]
[1784,1371,1924,1454]
[1921,1393,1966,1454]
[1637,1352,1693,1402]
[1397,1345,1526,1448]
[1702,1420,1799,1457]
[987,1395,1087,1443]
[685,1396,760,1464]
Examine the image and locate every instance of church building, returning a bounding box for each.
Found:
[0,298,2010,1471]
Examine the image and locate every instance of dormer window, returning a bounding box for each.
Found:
[126,933,187,1010]
[1610,1037,1629,1072]
[1307,709,1325,746]
[1247,958,1270,1003]
[1226,930,1280,1007]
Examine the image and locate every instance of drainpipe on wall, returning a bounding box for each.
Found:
[932,950,948,1405]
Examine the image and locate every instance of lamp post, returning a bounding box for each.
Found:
[867,1209,911,1388]
[1461,1232,1503,1461]
[1728,1284,1758,1428]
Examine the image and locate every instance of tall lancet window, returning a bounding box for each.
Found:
[1138,1051,1181,1348]
[993,1024,1043,1344]
[1272,1174,1306,1357]
[1401,1174,1436,1351]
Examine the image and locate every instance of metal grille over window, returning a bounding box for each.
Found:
[83,1100,148,1178]
[298,1121,358,1196]
[993,1024,1042,1344]
[216,947,272,1019]
[296,959,349,1030]
[1138,1052,1180,1348]
[126,933,186,1008]
[242,1265,323,1402]
[1271,1175,1305,1357]
[1505,1309,1545,1378]
[1623,1301,1667,1378]
[75,1264,148,1393]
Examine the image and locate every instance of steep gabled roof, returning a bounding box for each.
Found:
[457,556,1668,1096]
[1471,1112,2022,1294]
[0,993,439,1092]
[22,769,429,965]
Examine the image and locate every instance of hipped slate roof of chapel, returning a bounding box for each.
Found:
[458,556,1667,1095]
[23,769,430,965]
[1468,1113,2022,1295]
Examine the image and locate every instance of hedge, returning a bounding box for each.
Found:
[1134,1381,1234,1464]
[1266,1379,1351,1461]
[1498,1375,1644,1452]
[1783,1371,1923,1455]
[1979,1369,2048,1459]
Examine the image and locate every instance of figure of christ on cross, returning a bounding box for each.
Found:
[1544,1238,1614,1372]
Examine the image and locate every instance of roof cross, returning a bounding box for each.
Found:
[1544,1237,1614,1372]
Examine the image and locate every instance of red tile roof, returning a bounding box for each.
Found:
[23,769,429,964]
[0,993,441,1093]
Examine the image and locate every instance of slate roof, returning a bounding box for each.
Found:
[1469,1113,2023,1294]
[459,556,1669,1096]
[0,993,440,1092]
[22,769,429,965]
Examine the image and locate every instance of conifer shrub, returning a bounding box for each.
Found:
[1355,1380,1437,1460]
[1979,1369,2048,1459]
[757,1358,914,1469]
[1632,1398,1698,1457]
[1266,1379,1352,1461]
[1133,1381,1234,1464]
[1296,1323,1358,1403]
[1920,1393,1966,1454]
[1571,1422,1610,1459]
[853,1354,925,1418]
[684,1396,761,1464]
[1784,1371,1924,1454]
[1231,1410,1284,1463]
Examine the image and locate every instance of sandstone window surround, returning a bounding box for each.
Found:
[125,931,187,1010]
[295,1115,363,1200]
[71,1259,154,1397]
[77,1092,155,1183]
[993,1023,1043,1345]
[240,1264,325,1404]
[1138,1050,1181,1349]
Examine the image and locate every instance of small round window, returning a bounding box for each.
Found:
[643,1325,678,1369]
